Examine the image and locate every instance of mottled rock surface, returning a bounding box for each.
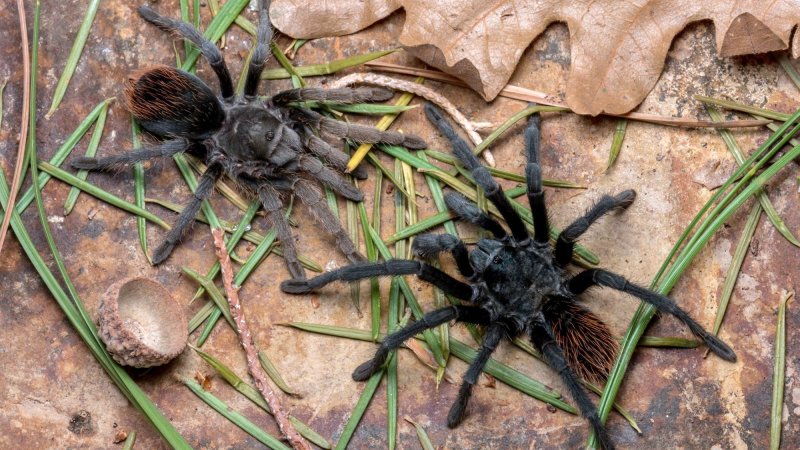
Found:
[0,3,798,449]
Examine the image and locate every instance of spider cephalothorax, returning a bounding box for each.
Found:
[73,1,425,279]
[281,104,737,449]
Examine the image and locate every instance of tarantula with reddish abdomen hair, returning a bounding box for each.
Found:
[281,104,737,449]
[73,1,425,278]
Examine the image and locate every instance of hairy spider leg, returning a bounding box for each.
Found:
[272,87,394,105]
[424,104,530,244]
[293,181,364,263]
[443,193,506,240]
[350,304,491,380]
[554,190,636,266]
[72,139,190,171]
[302,132,368,180]
[448,324,504,427]
[152,162,224,264]
[523,112,550,244]
[290,109,427,149]
[257,184,305,279]
[567,269,737,361]
[243,0,272,97]
[296,155,363,201]
[138,6,234,99]
[280,260,474,299]
[412,233,475,279]
[530,316,615,450]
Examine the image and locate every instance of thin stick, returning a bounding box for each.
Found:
[328,72,496,165]
[210,228,310,450]
[365,62,771,129]
[0,0,32,254]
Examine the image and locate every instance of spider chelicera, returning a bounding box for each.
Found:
[281,104,737,449]
[73,1,425,278]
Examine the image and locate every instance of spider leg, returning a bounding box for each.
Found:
[303,132,368,179]
[448,324,504,427]
[424,104,529,244]
[530,316,615,450]
[71,139,189,171]
[296,155,363,201]
[567,269,736,361]
[272,87,393,105]
[152,162,223,264]
[281,260,475,300]
[523,111,550,244]
[138,6,234,99]
[554,190,636,266]
[243,0,272,97]
[351,305,491,381]
[293,180,364,263]
[257,184,305,279]
[444,191,507,239]
[412,233,475,279]
[290,108,427,149]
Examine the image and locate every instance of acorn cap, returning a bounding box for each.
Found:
[97,277,188,368]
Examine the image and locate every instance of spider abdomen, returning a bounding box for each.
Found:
[124,65,225,139]
[543,298,618,382]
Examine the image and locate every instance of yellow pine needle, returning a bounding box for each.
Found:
[346,77,424,172]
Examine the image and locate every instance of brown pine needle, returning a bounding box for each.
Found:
[0,0,32,255]
[365,61,771,128]
[211,228,310,450]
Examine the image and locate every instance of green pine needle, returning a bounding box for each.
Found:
[605,119,628,171]
[45,0,100,118]
[404,417,435,450]
[63,99,110,215]
[770,290,791,450]
[262,49,397,79]
[181,0,249,71]
[183,378,291,450]
[589,106,800,448]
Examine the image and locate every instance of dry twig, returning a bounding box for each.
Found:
[211,228,310,450]
[329,72,497,166]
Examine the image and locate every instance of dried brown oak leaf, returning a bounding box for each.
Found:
[270,0,800,115]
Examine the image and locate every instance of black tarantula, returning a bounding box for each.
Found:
[281,104,737,449]
[72,1,425,278]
